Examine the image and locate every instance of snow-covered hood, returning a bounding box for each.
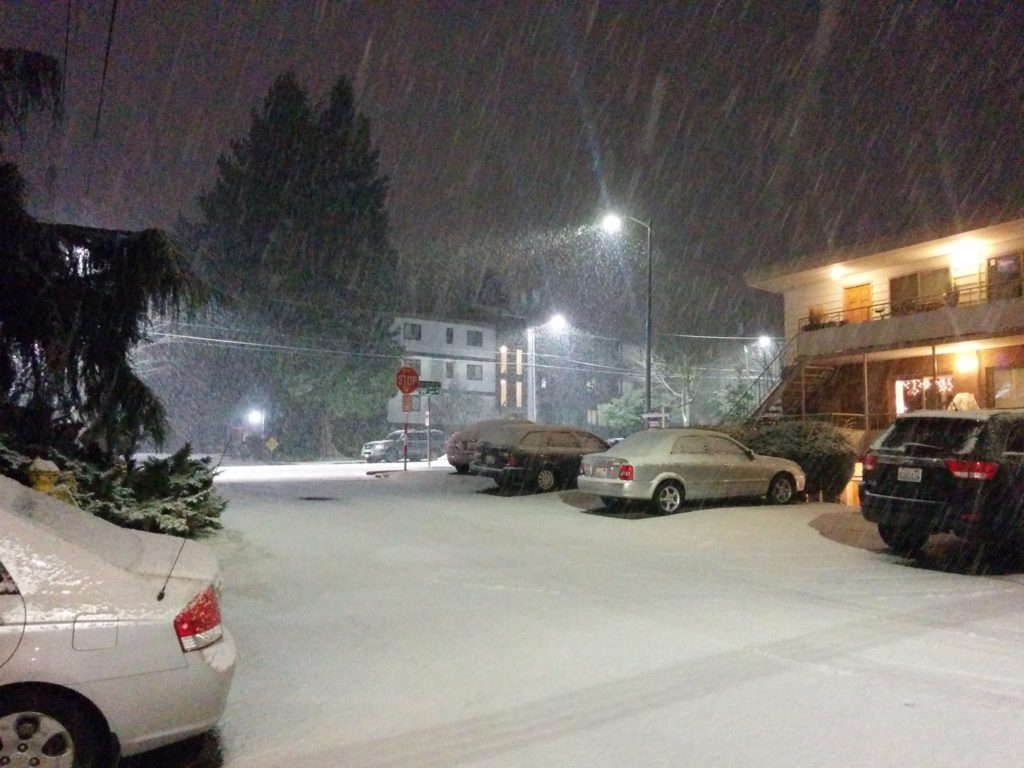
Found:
[0,475,221,614]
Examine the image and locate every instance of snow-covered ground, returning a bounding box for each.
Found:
[142,463,1024,766]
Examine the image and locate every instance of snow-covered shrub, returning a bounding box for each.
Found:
[743,421,856,501]
[0,433,224,538]
[70,445,224,537]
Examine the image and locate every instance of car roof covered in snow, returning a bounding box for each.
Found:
[0,474,218,581]
[895,409,1024,422]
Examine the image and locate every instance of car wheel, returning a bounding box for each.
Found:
[535,466,559,493]
[0,689,101,768]
[384,447,399,462]
[455,464,470,475]
[767,473,796,505]
[878,522,929,555]
[651,480,685,515]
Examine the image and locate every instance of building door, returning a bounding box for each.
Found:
[987,254,1022,301]
[843,283,872,324]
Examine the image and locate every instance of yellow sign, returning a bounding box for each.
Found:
[265,436,280,453]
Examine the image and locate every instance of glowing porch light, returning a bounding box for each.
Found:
[955,353,979,374]
[949,239,983,276]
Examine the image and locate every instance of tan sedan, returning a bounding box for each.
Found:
[578,428,806,514]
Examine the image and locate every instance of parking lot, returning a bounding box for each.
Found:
[130,462,1024,767]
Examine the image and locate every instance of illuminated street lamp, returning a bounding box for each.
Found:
[246,408,266,437]
[527,313,568,422]
[602,212,653,413]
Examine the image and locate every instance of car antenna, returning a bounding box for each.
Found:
[157,537,188,601]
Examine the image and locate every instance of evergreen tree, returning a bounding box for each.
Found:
[187,73,398,456]
[1,49,207,459]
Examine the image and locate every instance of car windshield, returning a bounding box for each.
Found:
[874,417,985,455]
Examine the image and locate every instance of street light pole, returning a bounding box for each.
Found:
[525,314,567,423]
[602,213,654,415]
[645,219,653,415]
[527,326,537,422]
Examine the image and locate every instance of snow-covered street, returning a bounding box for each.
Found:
[136,462,1024,767]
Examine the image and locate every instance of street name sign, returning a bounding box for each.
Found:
[419,380,441,395]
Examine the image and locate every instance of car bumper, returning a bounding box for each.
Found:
[861,492,984,538]
[81,628,237,758]
[447,449,473,467]
[470,463,526,483]
[577,476,656,500]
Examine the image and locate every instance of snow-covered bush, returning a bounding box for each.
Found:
[0,435,224,537]
[69,446,224,537]
[743,421,856,501]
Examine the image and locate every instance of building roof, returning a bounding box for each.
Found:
[745,217,1024,294]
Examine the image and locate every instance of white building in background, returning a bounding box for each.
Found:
[386,316,499,428]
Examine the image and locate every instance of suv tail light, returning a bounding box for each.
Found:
[174,586,223,652]
[945,459,998,481]
[861,453,878,472]
[619,464,634,481]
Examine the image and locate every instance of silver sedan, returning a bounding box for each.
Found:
[578,428,806,514]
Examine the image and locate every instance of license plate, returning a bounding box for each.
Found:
[486,455,495,465]
[897,466,922,483]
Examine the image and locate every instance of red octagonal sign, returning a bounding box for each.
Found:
[396,366,420,394]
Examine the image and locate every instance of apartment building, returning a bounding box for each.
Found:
[745,218,1024,429]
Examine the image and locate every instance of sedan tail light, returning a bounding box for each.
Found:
[861,453,878,472]
[619,464,634,481]
[945,459,998,481]
[174,586,223,652]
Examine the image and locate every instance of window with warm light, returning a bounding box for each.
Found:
[895,375,953,413]
[889,268,950,315]
[992,367,1024,408]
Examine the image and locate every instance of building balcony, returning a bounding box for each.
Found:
[796,281,1024,358]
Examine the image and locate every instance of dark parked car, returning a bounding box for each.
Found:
[446,417,534,474]
[362,429,446,463]
[471,424,609,493]
[860,409,1024,554]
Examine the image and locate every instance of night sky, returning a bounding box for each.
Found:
[3,1,1023,334]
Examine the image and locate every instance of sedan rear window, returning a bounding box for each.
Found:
[874,417,985,455]
[671,435,708,454]
[547,432,580,448]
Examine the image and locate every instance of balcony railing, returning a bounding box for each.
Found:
[798,277,1021,331]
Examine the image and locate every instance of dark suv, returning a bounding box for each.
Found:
[861,409,1024,554]
[362,429,446,463]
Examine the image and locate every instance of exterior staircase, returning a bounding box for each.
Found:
[749,360,837,421]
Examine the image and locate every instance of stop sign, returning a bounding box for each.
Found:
[396,366,420,394]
